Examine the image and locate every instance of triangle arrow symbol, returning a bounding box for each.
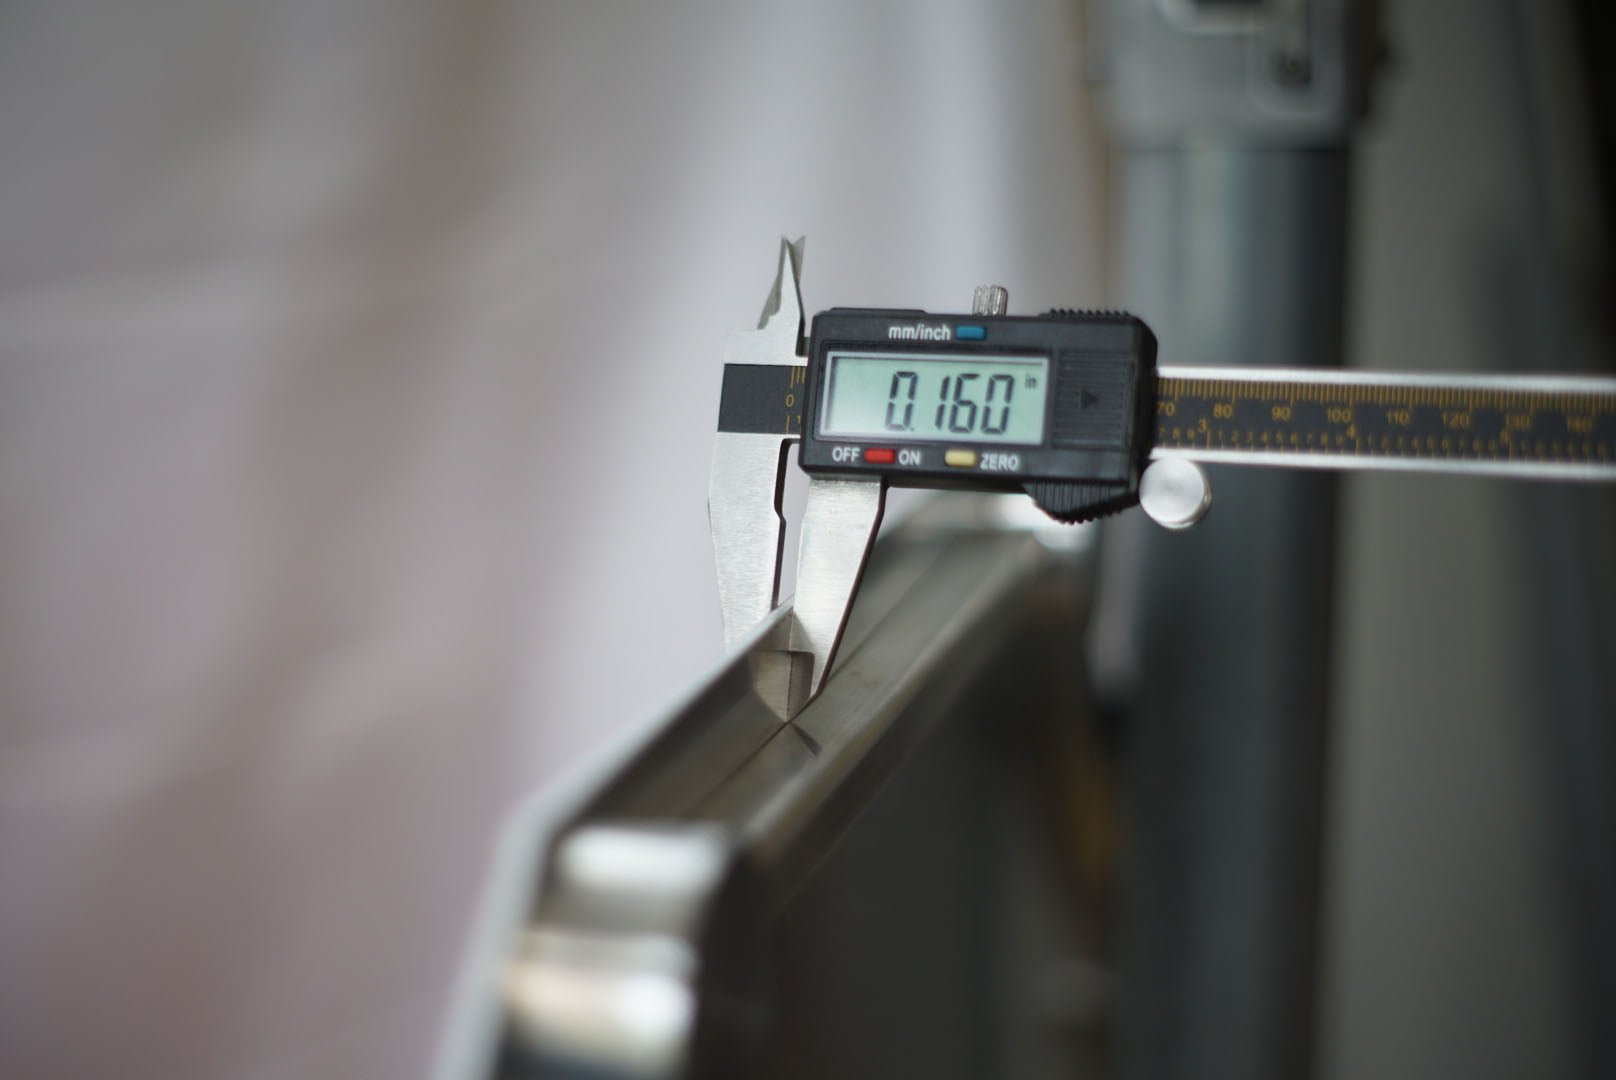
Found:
[1078,388,1100,410]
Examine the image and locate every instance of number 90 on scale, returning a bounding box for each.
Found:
[817,352,1050,447]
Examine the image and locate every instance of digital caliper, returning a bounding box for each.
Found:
[710,239,1616,718]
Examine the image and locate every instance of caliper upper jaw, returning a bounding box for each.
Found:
[747,236,806,362]
[709,432,792,651]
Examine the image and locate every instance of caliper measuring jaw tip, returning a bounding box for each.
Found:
[709,238,889,721]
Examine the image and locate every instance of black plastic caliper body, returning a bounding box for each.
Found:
[795,307,1157,522]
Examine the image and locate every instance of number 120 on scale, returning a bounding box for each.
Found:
[816,352,1050,446]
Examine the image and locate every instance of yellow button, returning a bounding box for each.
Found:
[944,449,978,468]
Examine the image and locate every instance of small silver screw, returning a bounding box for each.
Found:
[1139,458,1213,530]
[972,285,1009,316]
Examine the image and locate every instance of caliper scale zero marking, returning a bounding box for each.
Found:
[715,363,805,438]
[710,241,1616,721]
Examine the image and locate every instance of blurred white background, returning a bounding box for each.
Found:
[0,3,1105,1076]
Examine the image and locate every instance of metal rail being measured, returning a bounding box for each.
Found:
[446,499,1098,1080]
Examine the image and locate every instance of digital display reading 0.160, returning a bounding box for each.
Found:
[819,351,1050,445]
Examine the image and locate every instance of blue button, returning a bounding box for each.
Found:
[956,324,986,340]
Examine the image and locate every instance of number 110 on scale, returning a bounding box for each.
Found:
[817,352,1051,447]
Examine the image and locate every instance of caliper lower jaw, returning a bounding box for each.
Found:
[782,475,886,711]
[708,429,816,721]
[712,466,889,724]
[715,471,887,722]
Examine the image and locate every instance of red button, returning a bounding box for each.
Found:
[863,447,896,464]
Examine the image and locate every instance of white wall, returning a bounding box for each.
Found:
[0,4,1106,1077]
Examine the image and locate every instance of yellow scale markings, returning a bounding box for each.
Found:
[1152,374,1616,465]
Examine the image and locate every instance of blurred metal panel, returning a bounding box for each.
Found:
[443,500,1110,1080]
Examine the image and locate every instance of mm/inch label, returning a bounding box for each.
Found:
[1150,369,1616,478]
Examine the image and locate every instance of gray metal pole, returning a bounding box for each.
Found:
[1094,4,1373,1078]
[1116,148,1346,1080]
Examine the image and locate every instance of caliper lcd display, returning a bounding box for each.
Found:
[818,351,1050,445]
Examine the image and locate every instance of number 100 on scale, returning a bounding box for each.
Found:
[817,352,1050,446]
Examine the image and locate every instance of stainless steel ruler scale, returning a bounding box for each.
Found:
[1152,368,1616,480]
[709,240,1616,719]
